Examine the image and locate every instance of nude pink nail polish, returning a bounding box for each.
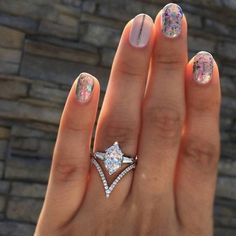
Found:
[129,14,153,48]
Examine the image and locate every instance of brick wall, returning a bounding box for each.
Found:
[0,0,235,235]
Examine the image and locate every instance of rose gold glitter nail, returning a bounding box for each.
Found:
[76,73,94,103]
[193,51,213,85]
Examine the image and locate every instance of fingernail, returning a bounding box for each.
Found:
[76,73,94,103]
[129,14,153,48]
[161,3,183,38]
[193,51,214,85]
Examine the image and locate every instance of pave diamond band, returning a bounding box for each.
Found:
[92,158,136,198]
[92,141,137,198]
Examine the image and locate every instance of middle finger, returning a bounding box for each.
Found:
[134,4,187,201]
[86,14,154,202]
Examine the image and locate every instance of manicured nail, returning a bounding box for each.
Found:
[76,73,94,103]
[129,14,153,48]
[161,3,183,38]
[193,51,214,85]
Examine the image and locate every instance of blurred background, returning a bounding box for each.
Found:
[0,0,235,235]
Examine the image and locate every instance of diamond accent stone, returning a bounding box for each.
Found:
[104,142,124,175]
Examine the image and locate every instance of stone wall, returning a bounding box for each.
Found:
[0,0,235,235]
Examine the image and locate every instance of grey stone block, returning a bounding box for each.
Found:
[0,12,38,33]
[218,42,236,61]
[221,0,236,10]
[0,25,25,49]
[7,197,43,223]
[11,137,55,158]
[24,40,99,66]
[0,162,4,178]
[30,35,98,53]
[0,221,35,236]
[220,117,232,131]
[215,203,236,217]
[222,65,236,76]
[215,216,236,228]
[0,61,19,74]
[0,127,10,139]
[219,159,236,177]
[214,228,236,236]
[185,12,202,28]
[5,158,50,182]
[37,139,55,158]
[38,20,78,40]
[221,77,236,98]
[61,0,82,8]
[221,144,236,159]
[0,0,58,20]
[29,83,68,104]
[205,19,230,35]
[11,125,53,138]
[0,180,10,194]
[20,54,109,91]
[80,13,124,29]
[97,3,133,21]
[0,99,61,124]
[82,0,96,13]
[101,48,116,67]
[188,36,215,53]
[0,195,6,212]
[0,48,22,64]
[11,182,46,198]
[216,177,236,200]
[11,137,39,151]
[0,139,7,160]
[0,79,28,100]
[82,24,121,48]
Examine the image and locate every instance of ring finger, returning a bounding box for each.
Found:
[84,14,155,203]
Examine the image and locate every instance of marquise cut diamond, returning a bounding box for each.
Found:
[104,142,123,175]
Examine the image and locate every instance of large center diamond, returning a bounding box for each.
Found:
[104,142,123,175]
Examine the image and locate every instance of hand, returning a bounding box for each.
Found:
[35,3,221,236]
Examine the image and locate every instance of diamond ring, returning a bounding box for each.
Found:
[92,141,137,198]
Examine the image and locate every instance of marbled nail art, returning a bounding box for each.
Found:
[76,73,94,103]
[193,51,213,85]
[129,14,153,48]
[161,3,183,38]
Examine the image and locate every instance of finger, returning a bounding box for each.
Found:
[86,14,154,201]
[36,73,100,233]
[133,3,187,200]
[176,52,221,234]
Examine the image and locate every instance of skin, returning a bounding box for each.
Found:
[35,8,221,236]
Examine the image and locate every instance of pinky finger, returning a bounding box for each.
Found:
[35,73,100,235]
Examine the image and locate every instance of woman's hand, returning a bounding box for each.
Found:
[35,3,221,236]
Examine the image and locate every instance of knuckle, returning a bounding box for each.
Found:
[183,137,219,172]
[53,158,87,182]
[101,122,138,146]
[154,52,185,70]
[143,105,183,140]
[116,57,145,78]
[64,122,90,134]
